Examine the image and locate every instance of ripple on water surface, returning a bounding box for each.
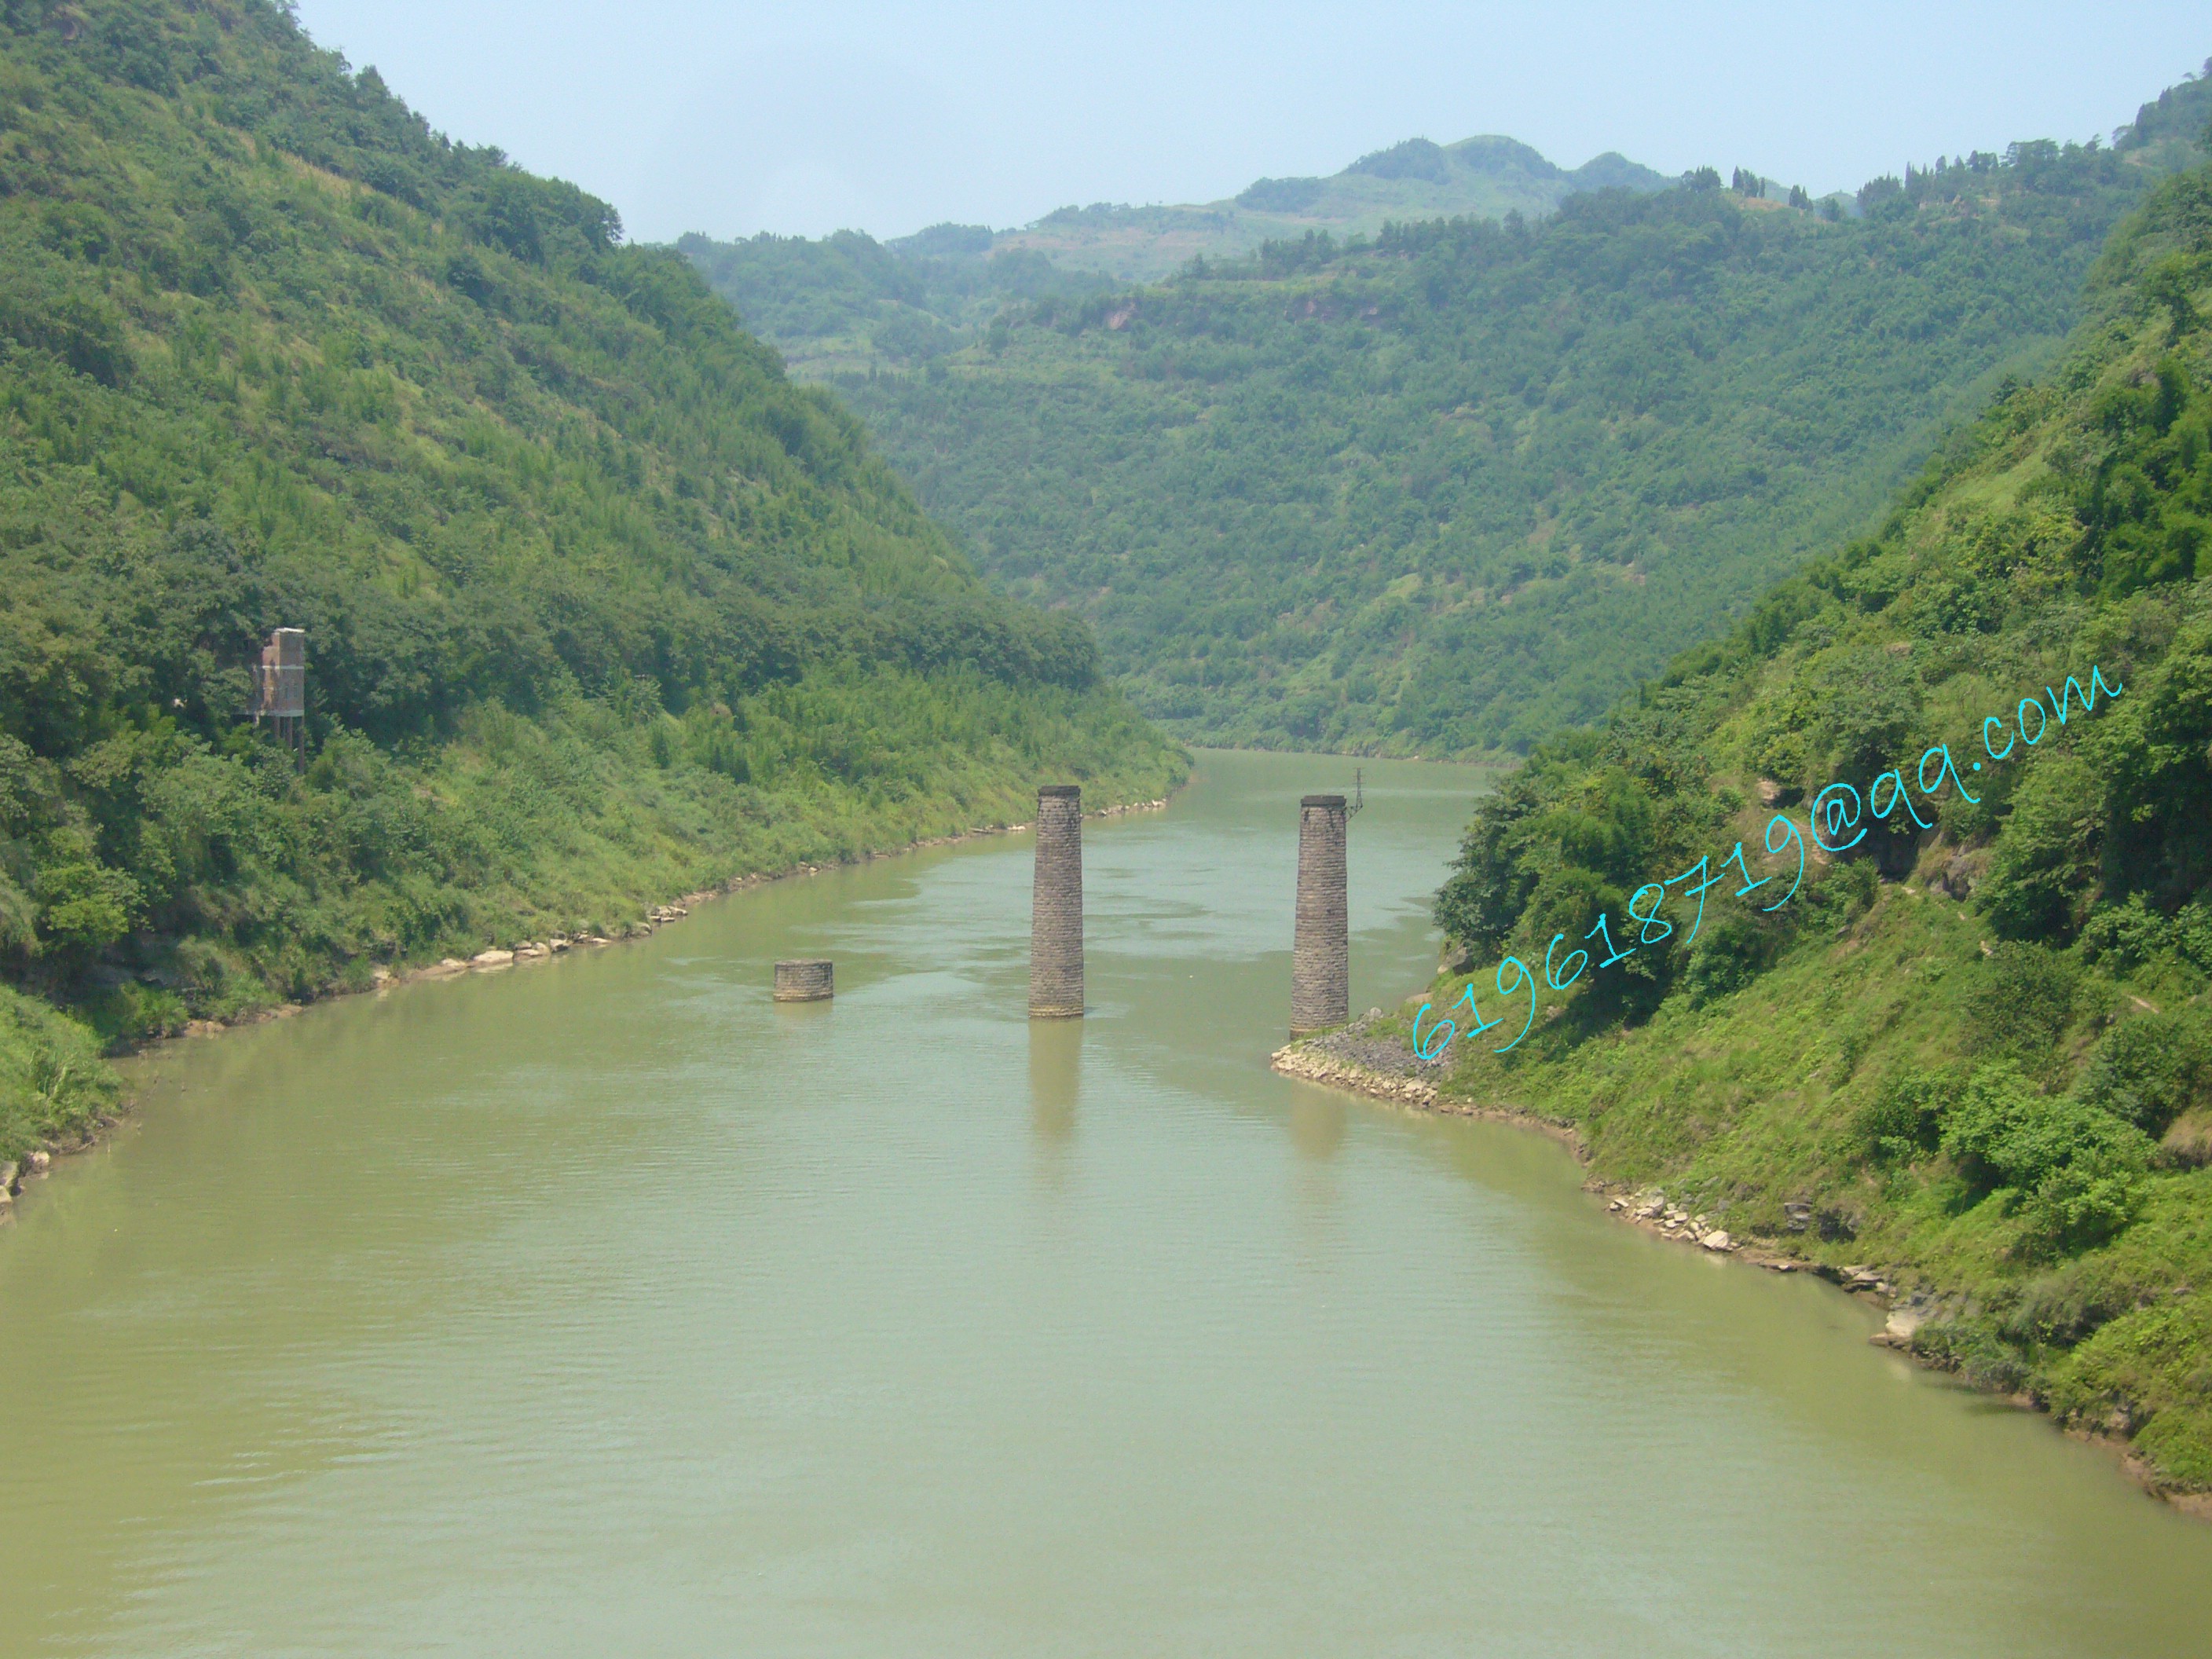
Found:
[1,752,2208,1658]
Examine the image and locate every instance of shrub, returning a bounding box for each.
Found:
[1939,1061,2152,1253]
[1943,1062,2129,1188]
[1683,911,1768,1005]
[1855,1067,1956,1163]
[1998,1261,2137,1347]
[2077,892,2200,971]
[1959,942,2080,1060]
[1910,1318,2032,1393]
[2074,1008,2212,1135]
[0,983,120,1159]
[30,855,141,961]
[2016,1149,2150,1256]
[1981,753,2104,940]
[2097,614,2212,914]
[79,982,189,1045]
[1803,857,1878,928]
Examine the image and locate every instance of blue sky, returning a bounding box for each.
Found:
[295,2,2208,244]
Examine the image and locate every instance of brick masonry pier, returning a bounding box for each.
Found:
[1291,794,1349,1035]
[1029,786,1086,1017]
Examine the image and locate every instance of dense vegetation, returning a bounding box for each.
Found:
[770,80,2212,758]
[679,136,1676,344]
[674,141,1681,379]
[0,0,1184,1158]
[676,226,1113,378]
[965,135,1674,284]
[1392,149,2212,1495]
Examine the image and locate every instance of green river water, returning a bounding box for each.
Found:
[2,749,2209,1657]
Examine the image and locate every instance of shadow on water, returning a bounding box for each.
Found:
[1027,1016,1082,1165]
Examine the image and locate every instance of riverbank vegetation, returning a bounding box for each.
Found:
[1386,148,2212,1496]
[0,0,1185,1155]
[704,67,2212,756]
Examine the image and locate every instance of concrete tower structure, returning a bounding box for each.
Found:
[1291,793,1350,1035]
[1029,785,1085,1018]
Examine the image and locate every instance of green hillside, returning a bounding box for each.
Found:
[676,226,1116,380]
[822,85,2209,759]
[981,135,1675,284]
[1385,148,2212,1496]
[678,134,1676,367]
[0,0,1184,1157]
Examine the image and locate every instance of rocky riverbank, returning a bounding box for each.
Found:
[5,792,1181,1207]
[1272,1009,1581,1151]
[162,793,1177,1014]
[349,793,1177,997]
[1273,1012,1975,1309]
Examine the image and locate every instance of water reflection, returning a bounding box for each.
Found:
[771,994,835,1035]
[1287,1088,1346,1163]
[1027,1016,1082,1154]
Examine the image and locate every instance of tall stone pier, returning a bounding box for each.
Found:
[1291,793,1350,1035]
[1029,785,1085,1018]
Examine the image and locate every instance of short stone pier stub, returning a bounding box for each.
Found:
[1291,793,1350,1035]
[773,958,834,1002]
[1029,785,1085,1018]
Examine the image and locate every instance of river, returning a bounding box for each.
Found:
[2,749,2208,1657]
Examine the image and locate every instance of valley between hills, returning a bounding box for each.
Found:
[4,0,2212,1544]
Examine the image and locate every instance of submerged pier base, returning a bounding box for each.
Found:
[773,959,834,1002]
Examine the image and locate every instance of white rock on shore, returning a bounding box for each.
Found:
[1875,1306,1928,1347]
[1269,1043,1437,1107]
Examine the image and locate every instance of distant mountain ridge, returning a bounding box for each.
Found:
[906,133,1675,283]
[774,63,2212,756]
[1283,133,1664,200]
[676,130,1680,375]
[682,63,2212,756]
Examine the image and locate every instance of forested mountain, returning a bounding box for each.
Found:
[676,228,1117,379]
[819,80,2210,758]
[676,134,1676,377]
[981,135,1675,284]
[1393,148,2212,1496]
[0,0,1182,1152]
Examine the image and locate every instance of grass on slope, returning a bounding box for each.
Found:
[0,980,118,1163]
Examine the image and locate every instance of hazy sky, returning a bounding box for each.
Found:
[294,2,2208,244]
